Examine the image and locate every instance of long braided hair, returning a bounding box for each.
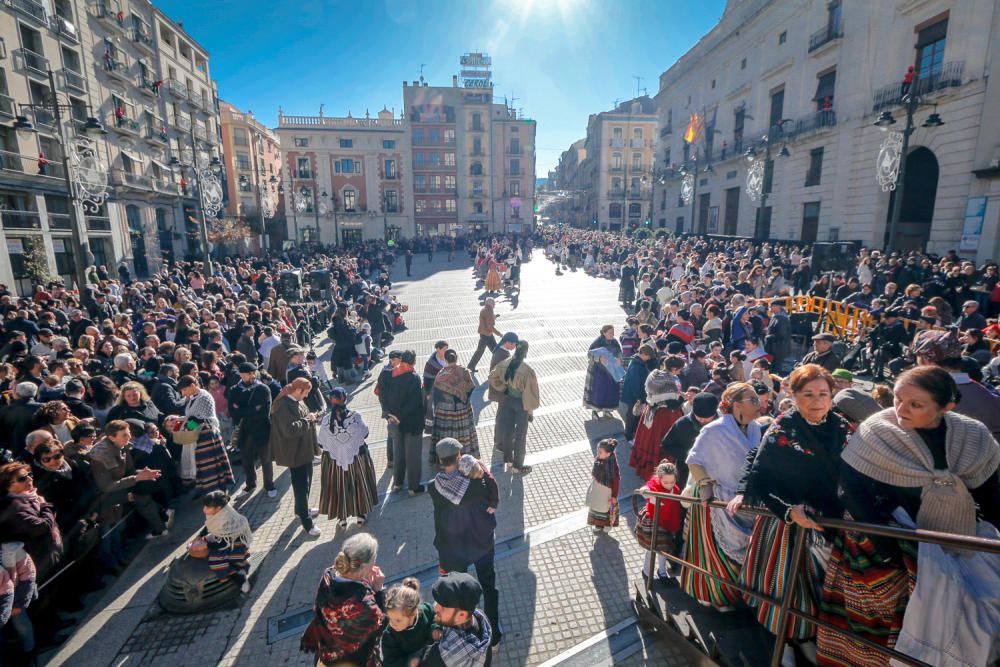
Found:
[505,340,529,382]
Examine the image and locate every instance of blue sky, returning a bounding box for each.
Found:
[157,0,726,174]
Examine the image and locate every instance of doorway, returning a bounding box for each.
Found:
[724,187,740,235]
[885,147,938,251]
[697,193,710,234]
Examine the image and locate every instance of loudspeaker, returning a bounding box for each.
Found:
[810,242,859,274]
[278,270,302,301]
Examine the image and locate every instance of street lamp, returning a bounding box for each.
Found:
[744,118,792,239]
[11,69,109,297]
[169,142,220,276]
[874,74,945,251]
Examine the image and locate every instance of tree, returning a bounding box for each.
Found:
[22,237,54,287]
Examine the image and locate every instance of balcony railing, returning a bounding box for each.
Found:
[145,125,168,144]
[872,61,965,112]
[506,148,521,155]
[0,94,15,120]
[609,138,625,148]
[108,111,141,136]
[659,124,672,138]
[15,48,49,79]
[1,211,42,229]
[95,2,126,30]
[783,109,837,140]
[103,53,130,82]
[808,21,844,53]
[48,212,72,230]
[630,165,646,174]
[132,22,154,51]
[174,115,191,132]
[86,216,111,231]
[166,79,188,100]
[153,179,178,195]
[608,189,624,198]
[139,75,160,97]
[193,125,207,142]
[608,165,623,172]
[112,169,152,190]
[629,138,646,148]
[8,0,46,24]
[470,190,487,199]
[49,15,79,43]
[61,68,87,94]
[0,149,67,178]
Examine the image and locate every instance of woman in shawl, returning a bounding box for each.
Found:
[735,364,850,643]
[584,324,625,420]
[681,382,761,611]
[317,387,378,529]
[195,490,252,593]
[629,357,685,481]
[173,375,234,494]
[586,438,620,533]
[816,366,1000,667]
[431,350,480,457]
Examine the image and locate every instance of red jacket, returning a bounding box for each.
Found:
[645,477,682,533]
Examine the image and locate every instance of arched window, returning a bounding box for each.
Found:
[629,203,642,217]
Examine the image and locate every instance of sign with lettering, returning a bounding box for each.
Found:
[460,53,491,67]
[463,79,491,89]
[460,52,491,90]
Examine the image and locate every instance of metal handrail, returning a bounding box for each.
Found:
[639,488,1000,667]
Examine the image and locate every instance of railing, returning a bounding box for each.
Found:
[279,114,404,128]
[469,190,487,198]
[468,124,485,132]
[608,189,625,198]
[0,148,64,178]
[872,61,965,112]
[629,138,646,148]
[7,0,46,23]
[16,48,49,78]
[639,487,1000,667]
[659,124,672,138]
[95,2,125,30]
[86,216,111,231]
[103,53,130,80]
[506,148,521,155]
[609,138,625,148]
[153,179,178,195]
[0,94,14,119]
[174,115,191,131]
[808,21,843,52]
[630,165,646,174]
[62,68,87,93]
[132,21,154,50]
[48,212,72,230]
[608,165,623,172]
[139,75,160,96]
[111,169,151,189]
[108,111,141,135]
[49,14,79,42]
[146,125,168,143]
[166,78,188,100]
[193,124,207,142]
[783,109,837,140]
[295,170,311,179]
[1,210,42,229]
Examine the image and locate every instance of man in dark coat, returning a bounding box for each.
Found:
[229,363,274,496]
[764,300,792,372]
[286,348,324,413]
[269,377,319,535]
[382,349,425,494]
[660,392,719,489]
[151,364,187,417]
[619,344,656,441]
[375,351,401,469]
[799,333,842,373]
[429,438,501,647]
[0,382,43,456]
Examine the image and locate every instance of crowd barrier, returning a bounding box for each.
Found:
[637,488,1000,667]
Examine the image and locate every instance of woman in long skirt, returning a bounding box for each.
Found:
[586,438,620,533]
[584,325,624,419]
[317,387,378,529]
[629,364,684,481]
[484,258,503,293]
[430,352,479,457]
[178,375,234,494]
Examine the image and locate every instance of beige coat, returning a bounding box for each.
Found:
[489,357,540,413]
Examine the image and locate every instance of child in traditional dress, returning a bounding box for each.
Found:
[586,438,621,534]
[458,454,498,514]
[379,577,437,667]
[194,490,252,594]
[637,460,683,580]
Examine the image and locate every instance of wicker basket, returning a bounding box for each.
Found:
[171,425,204,446]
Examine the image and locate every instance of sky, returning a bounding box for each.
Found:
[156,0,727,175]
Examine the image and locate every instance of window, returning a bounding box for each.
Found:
[382,139,396,149]
[612,127,623,139]
[612,153,622,169]
[509,159,520,175]
[814,70,836,111]
[632,128,642,140]
[414,175,426,192]
[296,157,310,178]
[233,129,249,146]
[384,190,398,213]
[611,177,622,191]
[741,57,747,70]
[444,153,455,166]
[445,199,456,213]
[509,138,520,154]
[299,187,313,212]
[805,147,824,186]
[629,203,642,218]
[339,139,353,148]
[415,199,426,213]
[429,175,441,193]
[343,189,357,212]
[632,153,641,169]
[414,152,424,166]
[471,162,483,176]
[413,128,424,144]
[915,17,948,79]
[473,202,483,213]
[609,203,622,218]
[237,153,250,170]
[239,176,251,192]
[444,175,456,192]
[429,128,440,143]
[444,129,455,144]
[471,113,482,130]
[734,107,745,146]
[431,200,442,211]
[428,152,440,166]
[293,137,308,147]
[384,159,396,179]
[801,201,820,242]
[472,180,484,196]
[778,31,787,44]
[335,159,361,174]
[711,79,716,89]
[769,88,785,128]
[509,182,520,197]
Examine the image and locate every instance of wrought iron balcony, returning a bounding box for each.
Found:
[94,2,125,31]
[1,210,42,229]
[782,109,837,140]
[808,21,843,53]
[132,21,154,52]
[659,124,672,138]
[86,216,111,231]
[174,115,191,132]
[139,75,160,97]
[15,48,49,79]
[112,169,152,190]
[629,138,646,148]
[146,125,168,145]
[103,53,131,83]
[48,213,72,230]
[108,111,142,136]
[872,61,965,113]
[8,0,46,24]
[467,124,485,132]
[166,79,188,100]
[61,68,87,94]
[49,15,79,43]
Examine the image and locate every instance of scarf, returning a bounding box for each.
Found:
[592,453,620,488]
[317,411,369,471]
[434,469,471,505]
[204,504,252,550]
[642,370,681,427]
[842,408,1000,537]
[438,609,492,667]
[392,362,415,377]
[131,433,155,454]
[434,365,474,401]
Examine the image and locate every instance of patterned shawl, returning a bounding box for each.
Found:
[438,609,493,667]
[434,468,471,505]
[592,452,620,488]
[317,411,369,471]
[434,365,475,401]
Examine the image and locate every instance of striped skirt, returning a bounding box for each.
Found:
[195,428,235,493]
[207,540,249,580]
[739,515,831,640]
[816,530,917,667]
[680,487,744,609]
[318,451,379,521]
[432,401,480,457]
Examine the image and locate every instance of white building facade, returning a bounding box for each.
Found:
[653,0,1000,260]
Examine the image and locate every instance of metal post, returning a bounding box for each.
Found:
[768,524,809,667]
[332,193,339,246]
[252,134,266,250]
[313,188,320,245]
[886,95,916,251]
[647,497,661,593]
[46,69,90,297]
[187,123,213,276]
[689,152,698,233]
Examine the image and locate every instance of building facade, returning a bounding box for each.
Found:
[275,107,413,245]
[219,100,282,250]
[0,0,221,293]
[653,0,1000,260]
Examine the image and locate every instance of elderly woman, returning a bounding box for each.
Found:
[735,364,850,642]
[301,533,385,666]
[317,388,378,529]
[628,357,685,481]
[816,366,1000,666]
[0,462,62,582]
[681,382,761,610]
[169,375,233,494]
[584,324,625,420]
[106,381,162,427]
[431,349,480,457]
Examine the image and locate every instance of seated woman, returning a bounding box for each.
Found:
[193,490,251,594]
[817,366,1000,666]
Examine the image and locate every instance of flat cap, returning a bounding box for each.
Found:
[431,572,482,612]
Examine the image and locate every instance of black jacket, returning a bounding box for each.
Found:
[429,477,496,563]
[382,370,424,435]
[63,395,95,421]
[286,364,324,413]
[228,380,272,448]
[107,400,162,427]
[151,376,186,416]
[659,414,702,489]
[0,397,43,455]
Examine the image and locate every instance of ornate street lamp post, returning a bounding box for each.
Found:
[744,119,792,239]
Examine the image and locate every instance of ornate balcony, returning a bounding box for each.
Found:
[872,61,965,113]
[808,21,844,53]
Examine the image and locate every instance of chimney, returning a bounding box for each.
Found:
[403,81,407,87]
[413,80,419,86]
[452,75,458,87]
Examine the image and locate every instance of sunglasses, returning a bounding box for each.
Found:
[15,473,33,483]
[734,395,761,406]
[41,452,64,463]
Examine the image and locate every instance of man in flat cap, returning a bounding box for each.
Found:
[421,572,493,666]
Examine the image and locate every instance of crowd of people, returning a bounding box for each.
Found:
[544,227,1000,667]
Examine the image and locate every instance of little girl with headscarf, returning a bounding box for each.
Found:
[317,387,379,529]
[193,490,252,593]
[586,438,621,534]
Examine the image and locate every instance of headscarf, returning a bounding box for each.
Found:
[911,327,963,363]
[329,386,348,423]
[204,503,252,550]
